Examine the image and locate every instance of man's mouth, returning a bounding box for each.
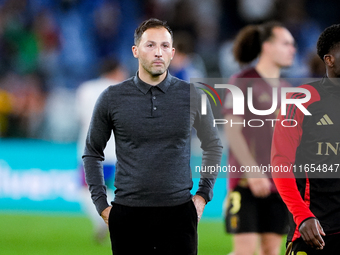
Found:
[153,60,164,65]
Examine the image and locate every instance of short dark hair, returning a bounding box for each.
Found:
[134,18,173,46]
[233,21,283,64]
[317,24,340,61]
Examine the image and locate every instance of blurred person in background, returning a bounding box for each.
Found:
[169,30,207,82]
[32,8,62,91]
[0,0,40,74]
[275,0,322,78]
[75,57,128,243]
[1,71,48,138]
[83,18,222,254]
[222,21,296,255]
[92,1,121,60]
[20,71,48,138]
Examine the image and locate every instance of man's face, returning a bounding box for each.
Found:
[265,27,296,68]
[132,27,175,78]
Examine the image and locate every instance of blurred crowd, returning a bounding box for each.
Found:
[0,0,338,141]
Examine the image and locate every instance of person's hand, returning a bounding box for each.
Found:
[299,218,325,250]
[192,195,206,222]
[100,206,112,226]
[247,177,271,198]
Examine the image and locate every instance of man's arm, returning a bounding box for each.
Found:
[271,86,325,248]
[224,114,271,197]
[82,89,113,216]
[192,86,223,206]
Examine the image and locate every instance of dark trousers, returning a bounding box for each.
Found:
[108,200,198,255]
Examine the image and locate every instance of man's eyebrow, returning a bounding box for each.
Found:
[144,40,171,44]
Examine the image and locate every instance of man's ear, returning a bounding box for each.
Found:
[132,45,138,58]
[324,54,334,68]
[261,40,271,54]
[171,47,175,60]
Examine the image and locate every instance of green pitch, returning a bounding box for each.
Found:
[0,213,285,254]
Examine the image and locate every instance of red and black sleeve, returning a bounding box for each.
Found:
[271,85,320,234]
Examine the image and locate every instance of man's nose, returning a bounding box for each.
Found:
[155,46,162,57]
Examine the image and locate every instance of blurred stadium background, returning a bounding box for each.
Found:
[0,0,339,254]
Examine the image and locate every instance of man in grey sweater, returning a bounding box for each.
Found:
[83,18,222,255]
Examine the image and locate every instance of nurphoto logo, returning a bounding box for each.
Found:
[193,78,314,128]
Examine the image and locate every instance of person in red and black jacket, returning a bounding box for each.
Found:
[272,24,340,254]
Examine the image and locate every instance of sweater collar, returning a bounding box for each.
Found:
[133,71,172,94]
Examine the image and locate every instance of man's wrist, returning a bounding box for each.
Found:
[96,198,110,216]
[298,217,317,229]
[194,193,208,204]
